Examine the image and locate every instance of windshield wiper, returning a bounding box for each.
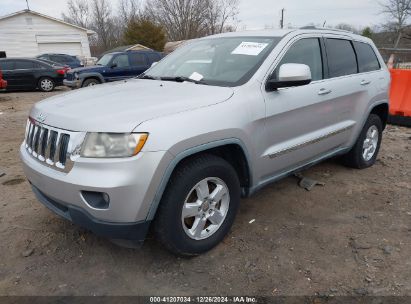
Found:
[159,76,208,85]
[138,74,159,80]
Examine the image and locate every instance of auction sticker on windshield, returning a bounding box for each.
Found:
[231,42,269,56]
[189,72,204,81]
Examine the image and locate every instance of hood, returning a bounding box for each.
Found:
[69,65,105,74]
[31,79,234,132]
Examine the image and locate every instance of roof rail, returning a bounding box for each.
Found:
[299,26,353,34]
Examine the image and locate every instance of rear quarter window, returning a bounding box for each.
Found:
[325,38,358,78]
[353,42,381,73]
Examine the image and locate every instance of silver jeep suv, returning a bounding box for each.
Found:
[20,29,390,256]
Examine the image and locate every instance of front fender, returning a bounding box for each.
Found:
[79,73,105,85]
[145,138,252,221]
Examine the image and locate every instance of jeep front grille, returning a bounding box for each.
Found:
[24,119,86,172]
[66,72,75,81]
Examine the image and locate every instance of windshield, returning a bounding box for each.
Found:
[97,54,113,66]
[146,36,281,87]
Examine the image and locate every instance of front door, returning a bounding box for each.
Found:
[258,37,350,182]
[105,54,132,82]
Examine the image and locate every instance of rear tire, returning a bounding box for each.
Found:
[38,77,55,92]
[342,114,383,169]
[82,78,100,87]
[154,154,241,257]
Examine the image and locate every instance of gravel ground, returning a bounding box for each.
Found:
[0,88,410,296]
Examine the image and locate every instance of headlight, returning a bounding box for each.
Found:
[74,72,79,79]
[81,133,148,158]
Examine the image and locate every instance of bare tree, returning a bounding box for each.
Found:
[90,0,119,50]
[118,0,142,24]
[146,0,209,40]
[146,0,239,41]
[62,0,90,28]
[206,0,239,35]
[334,23,360,34]
[380,0,411,47]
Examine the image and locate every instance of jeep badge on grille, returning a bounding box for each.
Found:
[36,113,46,123]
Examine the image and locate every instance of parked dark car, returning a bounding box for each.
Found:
[0,68,7,91]
[64,50,163,88]
[37,58,71,73]
[0,58,66,92]
[36,53,83,69]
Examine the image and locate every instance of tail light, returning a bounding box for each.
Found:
[56,69,66,76]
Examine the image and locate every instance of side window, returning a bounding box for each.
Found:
[34,62,45,69]
[15,60,34,70]
[112,54,130,68]
[61,56,76,63]
[0,60,14,70]
[353,42,381,73]
[325,39,358,78]
[129,53,148,66]
[277,38,323,81]
[69,56,78,63]
[50,55,63,63]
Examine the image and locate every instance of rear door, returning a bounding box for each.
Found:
[129,52,150,76]
[352,40,387,116]
[322,37,369,145]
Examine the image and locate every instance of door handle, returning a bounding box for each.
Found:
[361,80,371,86]
[318,88,332,95]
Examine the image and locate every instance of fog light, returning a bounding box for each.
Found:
[81,191,110,209]
[102,193,110,204]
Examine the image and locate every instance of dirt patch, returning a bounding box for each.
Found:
[2,178,26,186]
[0,88,410,296]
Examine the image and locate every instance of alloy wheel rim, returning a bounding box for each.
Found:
[41,79,53,91]
[362,125,379,161]
[181,177,230,241]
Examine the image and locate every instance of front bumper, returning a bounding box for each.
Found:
[20,144,173,239]
[63,79,81,89]
[31,185,151,240]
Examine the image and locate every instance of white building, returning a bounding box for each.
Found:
[0,10,94,58]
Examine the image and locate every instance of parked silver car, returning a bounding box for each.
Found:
[20,28,390,256]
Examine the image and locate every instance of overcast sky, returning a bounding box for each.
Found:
[0,0,385,30]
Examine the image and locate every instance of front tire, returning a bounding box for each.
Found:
[342,114,383,169]
[38,77,55,92]
[154,154,241,256]
[82,78,100,87]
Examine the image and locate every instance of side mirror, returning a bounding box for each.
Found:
[266,63,312,91]
[110,63,117,69]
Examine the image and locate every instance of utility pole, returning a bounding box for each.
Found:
[26,0,30,10]
[280,8,285,29]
